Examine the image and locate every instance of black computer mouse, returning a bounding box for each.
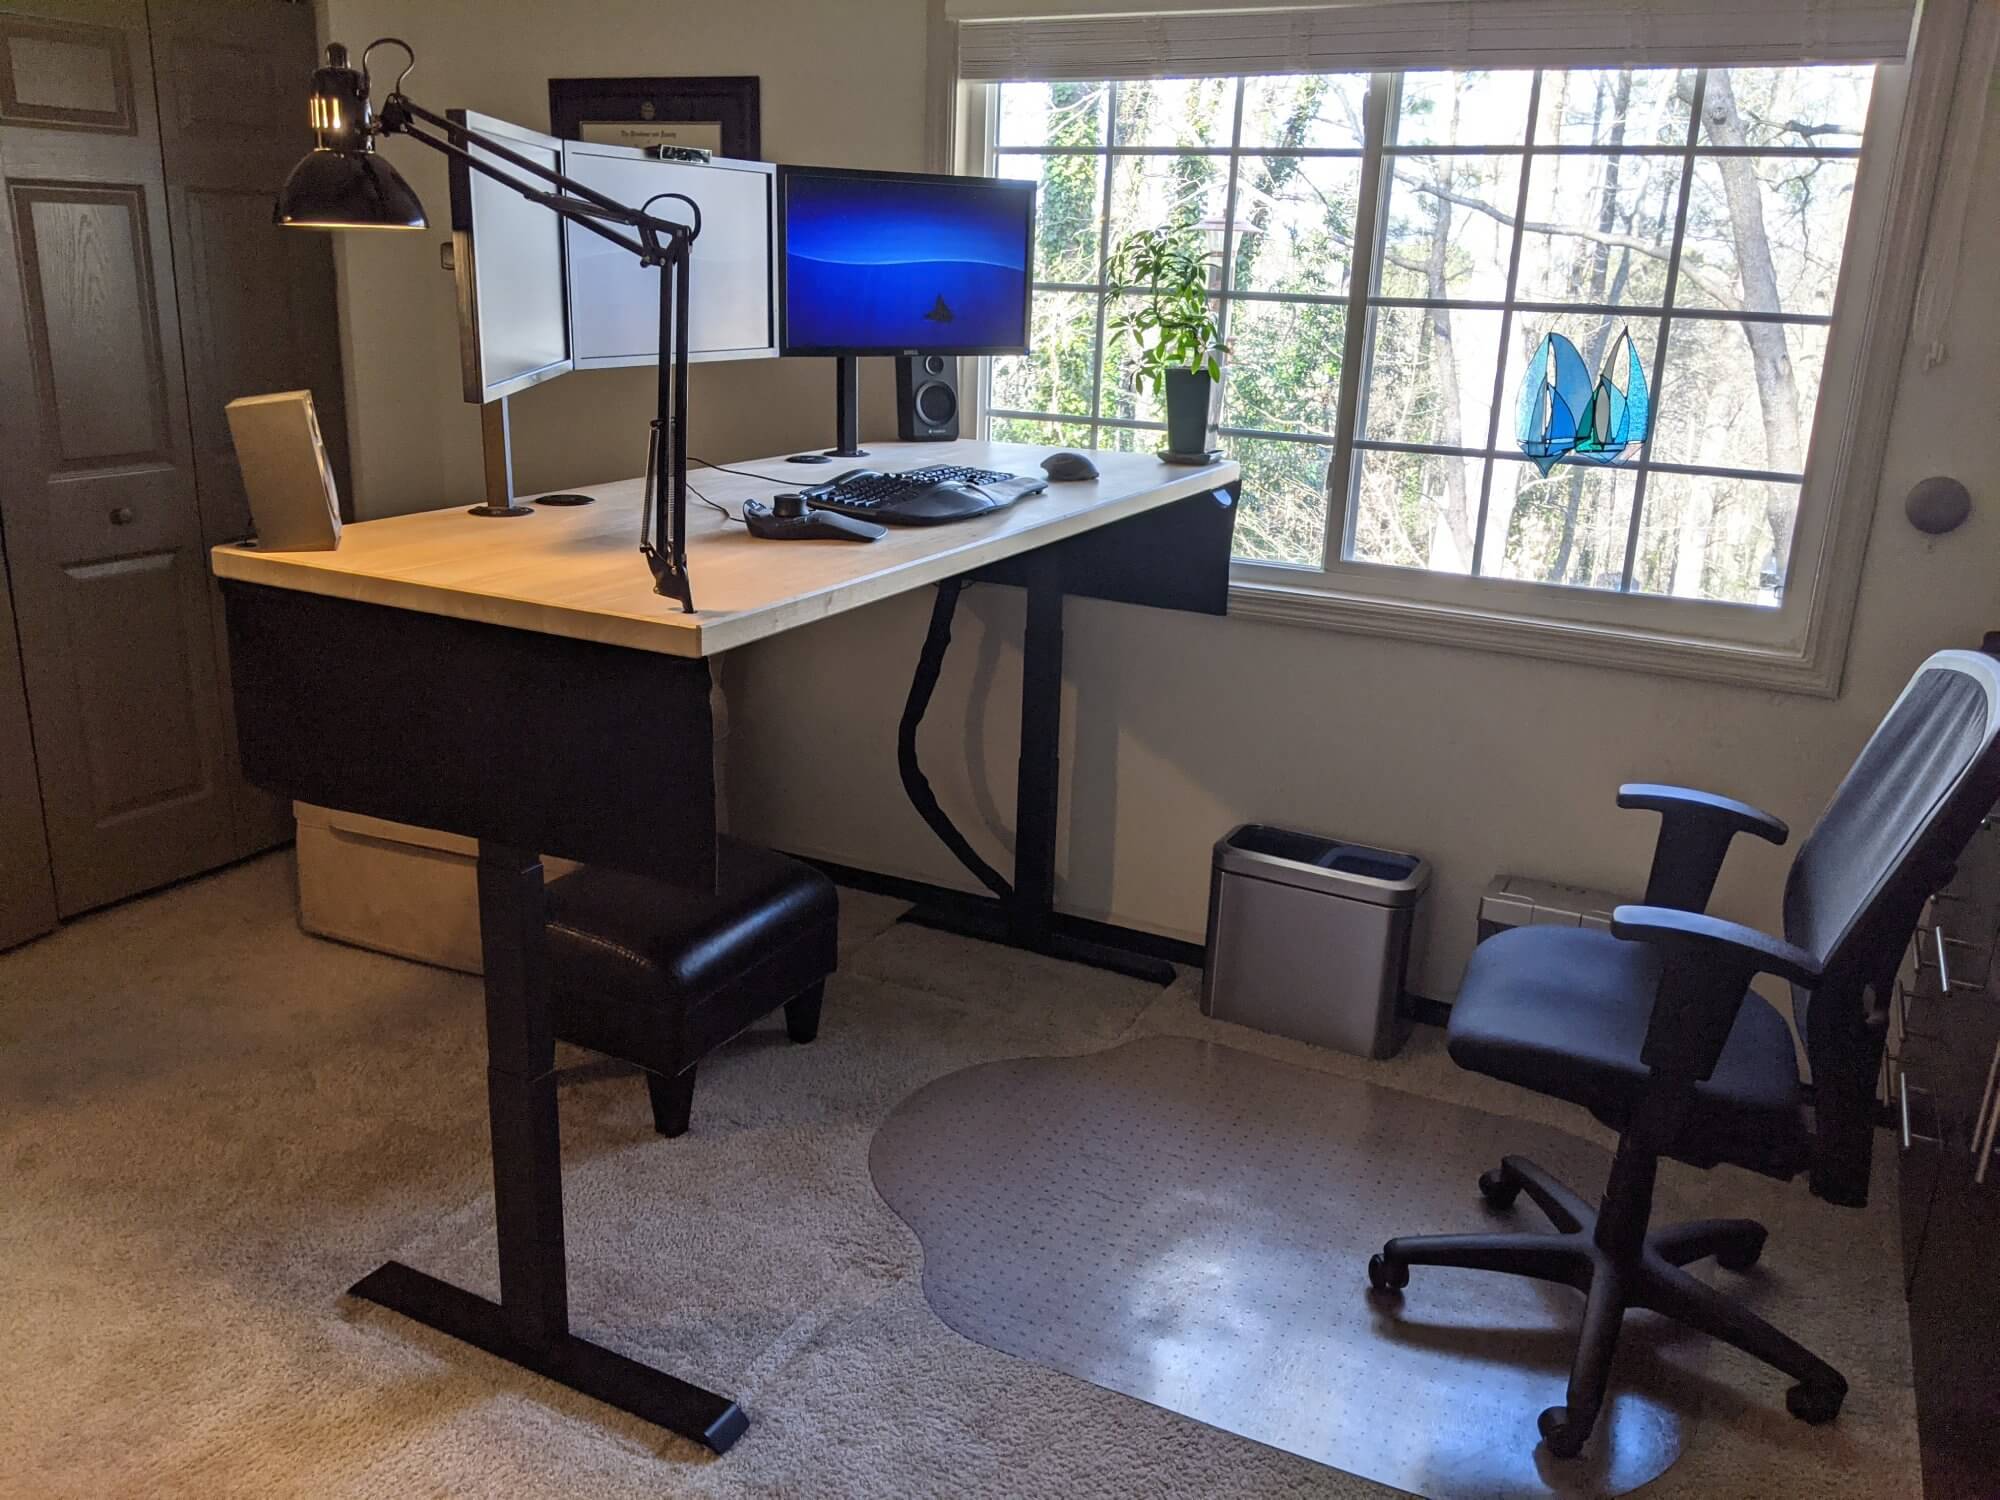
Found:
[1040,451,1099,482]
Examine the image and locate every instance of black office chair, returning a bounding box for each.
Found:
[1368,649,2000,1458]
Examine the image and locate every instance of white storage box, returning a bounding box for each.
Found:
[1476,874,1636,944]
[294,803,576,974]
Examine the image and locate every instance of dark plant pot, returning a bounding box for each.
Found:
[1164,368,1212,456]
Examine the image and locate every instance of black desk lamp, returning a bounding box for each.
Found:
[275,38,701,612]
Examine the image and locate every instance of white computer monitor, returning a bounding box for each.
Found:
[560,141,777,369]
[447,109,573,404]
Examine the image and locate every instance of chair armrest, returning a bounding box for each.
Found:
[1611,903,1821,1083]
[1617,784,1788,843]
[1609,904,1821,987]
[1618,783,1789,913]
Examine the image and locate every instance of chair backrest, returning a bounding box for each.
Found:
[1783,649,2000,1205]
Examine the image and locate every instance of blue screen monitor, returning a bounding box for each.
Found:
[778,165,1035,357]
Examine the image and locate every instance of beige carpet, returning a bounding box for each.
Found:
[0,853,1918,1499]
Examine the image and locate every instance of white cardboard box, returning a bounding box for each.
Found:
[292,665,729,973]
[294,804,577,974]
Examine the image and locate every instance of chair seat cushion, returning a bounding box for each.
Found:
[543,839,836,1066]
[1447,926,1810,1179]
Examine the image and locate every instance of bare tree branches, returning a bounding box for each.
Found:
[1406,175,1745,312]
[1775,119,1861,143]
[1703,70,1804,566]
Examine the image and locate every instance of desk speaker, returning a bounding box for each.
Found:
[225,390,343,550]
[896,355,959,441]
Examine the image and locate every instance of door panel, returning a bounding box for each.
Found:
[0,0,234,913]
[159,30,284,145]
[62,550,207,821]
[172,185,347,543]
[0,12,136,134]
[14,182,173,466]
[148,0,343,855]
[0,530,56,950]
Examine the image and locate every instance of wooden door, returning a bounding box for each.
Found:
[146,0,346,855]
[0,524,55,948]
[0,0,235,913]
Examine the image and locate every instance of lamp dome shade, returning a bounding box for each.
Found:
[275,148,427,229]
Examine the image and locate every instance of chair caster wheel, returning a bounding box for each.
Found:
[1538,1405,1590,1459]
[1478,1167,1521,1210]
[1368,1253,1409,1292]
[1786,1381,1845,1424]
[1715,1228,1767,1271]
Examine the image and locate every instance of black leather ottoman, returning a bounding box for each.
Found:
[543,839,837,1137]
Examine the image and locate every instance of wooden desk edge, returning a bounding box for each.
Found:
[211,459,1241,659]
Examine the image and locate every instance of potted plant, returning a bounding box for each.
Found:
[1107,227,1225,457]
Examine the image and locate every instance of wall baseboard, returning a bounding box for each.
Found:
[796,853,1208,966]
[812,851,1897,1121]
[1406,994,1452,1029]
[798,852,1453,1026]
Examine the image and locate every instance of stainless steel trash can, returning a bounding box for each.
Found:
[1200,824,1431,1059]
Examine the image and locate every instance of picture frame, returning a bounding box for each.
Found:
[547,75,761,160]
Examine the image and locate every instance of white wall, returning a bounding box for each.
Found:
[317,0,931,518]
[321,0,2000,1000]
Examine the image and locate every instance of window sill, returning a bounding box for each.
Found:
[1225,576,1841,696]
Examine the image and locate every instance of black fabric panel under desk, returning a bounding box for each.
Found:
[967,483,1238,615]
[220,581,718,889]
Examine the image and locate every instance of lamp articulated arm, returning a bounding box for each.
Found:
[381,93,700,267]
[277,38,703,611]
[378,94,702,609]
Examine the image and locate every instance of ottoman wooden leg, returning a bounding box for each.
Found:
[784,982,825,1044]
[646,1067,696,1138]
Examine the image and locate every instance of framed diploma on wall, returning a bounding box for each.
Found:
[548,76,761,160]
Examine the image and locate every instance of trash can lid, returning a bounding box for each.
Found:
[1214,824,1431,906]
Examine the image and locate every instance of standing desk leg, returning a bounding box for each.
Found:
[903,553,1176,985]
[347,842,748,1453]
[1009,550,1064,947]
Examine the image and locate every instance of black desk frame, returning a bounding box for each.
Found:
[217,478,1236,1451]
[898,483,1240,984]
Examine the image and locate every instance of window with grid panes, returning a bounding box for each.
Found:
[986,65,1872,606]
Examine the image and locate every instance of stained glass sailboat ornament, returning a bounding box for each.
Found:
[1516,327,1651,475]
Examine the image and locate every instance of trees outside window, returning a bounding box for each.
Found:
[989,65,1871,607]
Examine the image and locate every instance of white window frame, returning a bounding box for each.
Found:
[941,12,1962,697]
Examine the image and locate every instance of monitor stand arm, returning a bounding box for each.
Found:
[826,355,869,460]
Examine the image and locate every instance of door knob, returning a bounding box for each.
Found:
[109,506,135,525]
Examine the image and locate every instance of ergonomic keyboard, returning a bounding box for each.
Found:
[799,464,1049,526]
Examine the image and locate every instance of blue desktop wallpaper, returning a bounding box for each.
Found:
[783,173,1032,352]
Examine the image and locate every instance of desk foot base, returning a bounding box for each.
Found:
[348,1261,748,1453]
[901,899,1176,986]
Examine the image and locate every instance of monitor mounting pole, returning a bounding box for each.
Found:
[827,355,868,459]
[468,379,591,515]
[472,395,531,517]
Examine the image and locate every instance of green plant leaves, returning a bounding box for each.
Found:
[1106,226,1226,395]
